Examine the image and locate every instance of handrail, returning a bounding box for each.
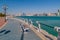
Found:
[40,22,54,28]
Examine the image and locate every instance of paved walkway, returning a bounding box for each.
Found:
[0,18,41,40]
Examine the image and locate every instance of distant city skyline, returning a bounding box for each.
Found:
[0,0,60,15]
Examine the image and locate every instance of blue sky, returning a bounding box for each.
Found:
[0,0,60,14]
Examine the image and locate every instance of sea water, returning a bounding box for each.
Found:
[16,16,60,37]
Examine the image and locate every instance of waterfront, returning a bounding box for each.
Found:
[16,16,60,37]
[0,18,41,40]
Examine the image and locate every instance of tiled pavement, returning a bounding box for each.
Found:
[0,18,41,40]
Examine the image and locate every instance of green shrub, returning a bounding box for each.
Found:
[0,13,6,17]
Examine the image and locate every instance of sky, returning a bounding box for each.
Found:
[0,0,60,14]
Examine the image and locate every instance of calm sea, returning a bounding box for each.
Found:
[16,16,60,37]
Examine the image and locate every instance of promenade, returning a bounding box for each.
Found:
[0,18,41,40]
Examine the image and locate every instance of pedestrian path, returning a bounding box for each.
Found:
[24,29,41,40]
[0,18,41,40]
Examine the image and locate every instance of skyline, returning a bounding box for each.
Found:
[0,0,60,14]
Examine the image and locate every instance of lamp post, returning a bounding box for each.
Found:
[3,5,7,22]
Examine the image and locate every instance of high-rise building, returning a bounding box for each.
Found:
[21,12,26,16]
[58,9,60,16]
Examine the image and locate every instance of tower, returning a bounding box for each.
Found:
[21,12,26,16]
[58,9,60,16]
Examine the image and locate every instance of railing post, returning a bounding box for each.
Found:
[29,19,33,27]
[36,21,41,32]
[25,19,28,23]
[54,27,60,40]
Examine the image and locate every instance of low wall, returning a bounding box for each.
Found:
[0,17,5,27]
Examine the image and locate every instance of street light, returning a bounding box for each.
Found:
[3,5,8,22]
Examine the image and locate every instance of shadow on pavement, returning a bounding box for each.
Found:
[20,24,24,40]
[20,31,24,40]
[4,30,11,34]
[0,30,11,36]
[0,30,6,33]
